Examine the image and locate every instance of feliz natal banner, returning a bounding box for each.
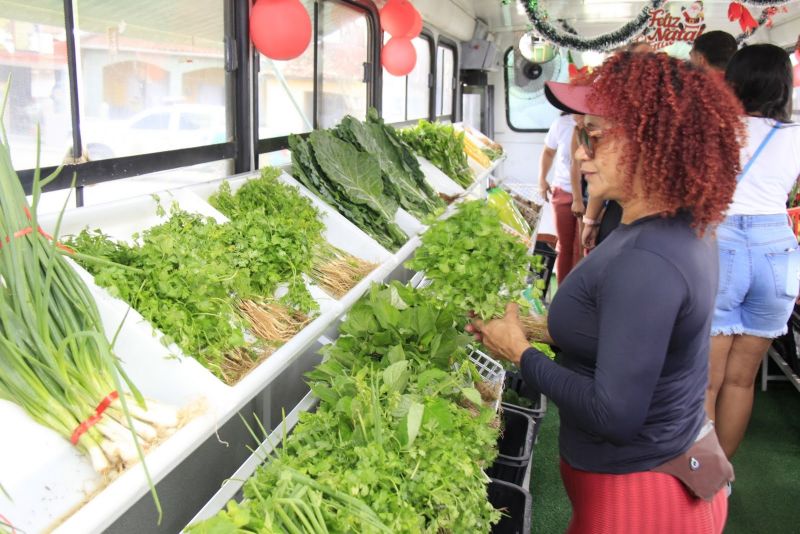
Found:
[641,1,706,50]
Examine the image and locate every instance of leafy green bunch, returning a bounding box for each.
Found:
[67,210,254,381]
[334,110,445,221]
[399,119,474,188]
[406,200,531,319]
[189,283,501,533]
[290,130,408,252]
[313,283,472,379]
[209,167,326,312]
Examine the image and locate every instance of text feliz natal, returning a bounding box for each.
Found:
[643,8,706,50]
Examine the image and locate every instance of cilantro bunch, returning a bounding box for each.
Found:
[406,200,531,319]
[209,167,326,312]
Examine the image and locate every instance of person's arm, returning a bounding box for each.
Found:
[581,195,605,249]
[538,147,555,202]
[474,251,687,444]
[569,128,584,217]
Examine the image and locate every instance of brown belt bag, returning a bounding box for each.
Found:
[651,422,734,501]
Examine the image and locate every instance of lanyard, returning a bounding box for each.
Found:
[738,124,780,182]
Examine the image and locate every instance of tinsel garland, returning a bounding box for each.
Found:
[520,1,792,50]
[518,0,667,52]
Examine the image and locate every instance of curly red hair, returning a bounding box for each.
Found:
[587,52,745,230]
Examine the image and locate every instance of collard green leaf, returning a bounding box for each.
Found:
[309,130,398,221]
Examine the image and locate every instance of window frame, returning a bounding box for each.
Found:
[503,46,550,133]
[17,0,382,204]
[255,0,379,156]
[381,29,435,127]
[17,0,240,201]
[434,36,459,123]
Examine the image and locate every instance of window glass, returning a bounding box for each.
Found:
[382,35,430,123]
[319,2,368,128]
[0,0,73,170]
[504,47,568,131]
[75,0,228,161]
[436,44,455,117]
[406,37,431,120]
[258,0,314,138]
[381,34,406,123]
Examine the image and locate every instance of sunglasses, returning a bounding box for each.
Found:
[577,127,602,159]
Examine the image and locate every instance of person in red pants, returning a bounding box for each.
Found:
[472,51,744,533]
[539,112,583,284]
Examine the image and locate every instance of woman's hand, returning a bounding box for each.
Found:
[467,303,531,365]
[571,198,586,218]
[539,180,552,202]
[582,223,600,249]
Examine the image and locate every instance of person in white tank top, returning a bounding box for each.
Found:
[706,44,800,461]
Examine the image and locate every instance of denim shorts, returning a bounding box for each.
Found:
[711,214,800,338]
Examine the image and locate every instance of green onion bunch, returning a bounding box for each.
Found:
[0,92,175,517]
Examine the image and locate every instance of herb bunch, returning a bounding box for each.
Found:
[400,120,474,188]
[406,200,530,319]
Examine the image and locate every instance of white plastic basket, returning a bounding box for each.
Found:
[466,346,506,412]
[409,270,433,289]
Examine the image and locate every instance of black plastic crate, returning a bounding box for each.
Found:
[531,241,557,299]
[488,478,532,534]
[502,370,546,419]
[486,407,535,486]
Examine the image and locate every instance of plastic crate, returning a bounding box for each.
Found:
[486,406,535,486]
[467,346,506,412]
[502,370,546,419]
[488,478,533,534]
[531,241,557,300]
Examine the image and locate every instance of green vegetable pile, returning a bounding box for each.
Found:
[335,110,444,220]
[406,200,531,319]
[400,120,474,188]
[210,167,376,300]
[66,170,329,384]
[290,111,444,252]
[188,283,501,533]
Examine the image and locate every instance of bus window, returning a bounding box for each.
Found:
[319,1,370,128]
[504,47,568,131]
[74,0,228,161]
[258,0,315,139]
[381,34,432,123]
[1,0,73,170]
[435,43,456,120]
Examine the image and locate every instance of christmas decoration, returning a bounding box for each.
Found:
[728,2,759,32]
[517,0,667,52]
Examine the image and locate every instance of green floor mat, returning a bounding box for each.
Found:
[529,382,800,533]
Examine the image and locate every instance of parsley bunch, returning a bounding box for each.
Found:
[406,200,531,319]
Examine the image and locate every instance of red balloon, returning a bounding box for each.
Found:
[405,7,423,39]
[250,0,312,61]
[382,36,417,76]
[794,62,800,88]
[380,0,416,37]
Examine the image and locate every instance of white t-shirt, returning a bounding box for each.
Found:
[728,116,800,215]
[543,114,576,193]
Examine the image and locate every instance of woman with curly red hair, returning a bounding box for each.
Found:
[469,51,744,533]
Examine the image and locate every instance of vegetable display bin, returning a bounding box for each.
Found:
[488,478,532,534]
[485,407,535,486]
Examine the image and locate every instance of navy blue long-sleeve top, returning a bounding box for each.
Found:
[521,213,714,473]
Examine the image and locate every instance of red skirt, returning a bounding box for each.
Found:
[560,459,728,534]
